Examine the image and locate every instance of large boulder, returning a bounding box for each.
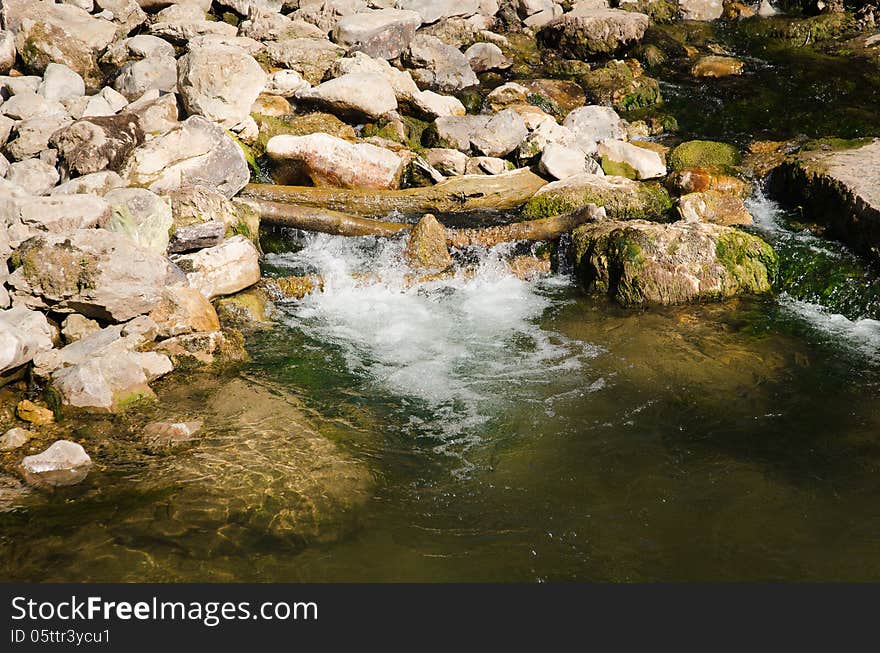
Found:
[20,440,92,487]
[37,63,85,102]
[562,105,627,156]
[177,44,267,128]
[50,114,144,176]
[0,306,53,376]
[470,109,528,158]
[770,139,880,260]
[8,229,184,322]
[122,116,250,198]
[405,34,479,92]
[104,188,174,253]
[572,220,778,305]
[3,194,112,234]
[172,236,260,300]
[5,115,72,161]
[333,9,422,59]
[297,73,397,120]
[113,55,178,101]
[523,173,673,221]
[267,133,405,190]
[15,2,117,88]
[537,7,649,58]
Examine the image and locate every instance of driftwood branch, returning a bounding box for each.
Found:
[240,168,547,216]
[445,205,605,248]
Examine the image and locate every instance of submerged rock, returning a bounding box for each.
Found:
[692,55,744,78]
[572,220,778,305]
[141,420,203,450]
[524,173,673,221]
[15,399,54,425]
[0,427,33,451]
[20,440,92,487]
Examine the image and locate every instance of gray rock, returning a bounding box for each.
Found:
[61,313,101,344]
[122,116,249,199]
[406,34,478,92]
[141,420,203,449]
[20,440,92,487]
[396,0,480,23]
[424,147,468,176]
[1,90,66,120]
[470,108,528,158]
[333,8,422,59]
[464,42,510,72]
[0,31,15,74]
[0,306,54,375]
[149,5,238,43]
[429,114,490,152]
[94,0,148,36]
[5,115,72,161]
[113,56,178,101]
[38,63,86,102]
[678,0,723,20]
[266,132,405,190]
[538,7,649,58]
[597,139,666,180]
[4,194,112,234]
[166,185,231,253]
[8,229,184,322]
[104,188,173,253]
[123,90,180,137]
[15,3,117,87]
[6,159,59,196]
[172,235,261,300]
[102,34,175,67]
[51,113,144,176]
[562,105,627,156]
[297,72,397,119]
[50,171,126,196]
[465,156,508,175]
[539,143,599,180]
[264,70,311,97]
[264,38,346,86]
[177,44,267,129]
[292,0,369,32]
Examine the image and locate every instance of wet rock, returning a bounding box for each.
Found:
[3,194,112,234]
[148,286,220,337]
[562,105,627,156]
[177,44,267,129]
[677,190,753,226]
[538,7,649,58]
[666,167,750,196]
[16,399,54,425]
[405,34,479,92]
[669,140,741,171]
[113,55,178,101]
[5,115,72,161]
[122,116,250,199]
[679,0,723,20]
[15,2,117,87]
[151,328,248,368]
[692,55,744,78]
[405,214,452,272]
[513,78,586,118]
[264,38,346,85]
[141,420,203,450]
[8,229,183,322]
[166,188,229,254]
[333,9,422,59]
[172,236,261,301]
[51,114,144,176]
[0,307,54,375]
[0,427,33,451]
[215,288,275,326]
[598,139,666,180]
[6,159,59,196]
[770,138,880,260]
[572,220,778,305]
[20,440,91,487]
[266,133,405,190]
[578,59,661,112]
[38,63,85,102]
[470,108,528,158]
[297,73,397,120]
[523,173,673,221]
[61,314,101,344]
[104,188,173,253]
[464,42,511,72]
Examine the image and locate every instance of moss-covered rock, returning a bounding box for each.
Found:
[577,59,662,112]
[253,112,356,157]
[668,140,742,171]
[619,0,680,24]
[523,174,674,221]
[738,13,856,47]
[215,288,276,328]
[572,219,778,305]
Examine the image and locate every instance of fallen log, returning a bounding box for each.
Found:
[240,168,548,216]
[241,198,605,246]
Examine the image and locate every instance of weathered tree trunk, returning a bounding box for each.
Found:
[242,198,605,246]
[240,168,547,216]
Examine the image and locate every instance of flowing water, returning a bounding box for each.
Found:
[4,27,880,582]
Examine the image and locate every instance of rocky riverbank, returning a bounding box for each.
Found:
[1,0,878,501]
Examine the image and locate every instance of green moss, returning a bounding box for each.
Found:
[578,61,662,113]
[619,0,679,23]
[800,137,873,152]
[738,13,855,46]
[668,140,741,171]
[526,93,561,117]
[600,156,639,179]
[715,230,779,292]
[523,182,674,221]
